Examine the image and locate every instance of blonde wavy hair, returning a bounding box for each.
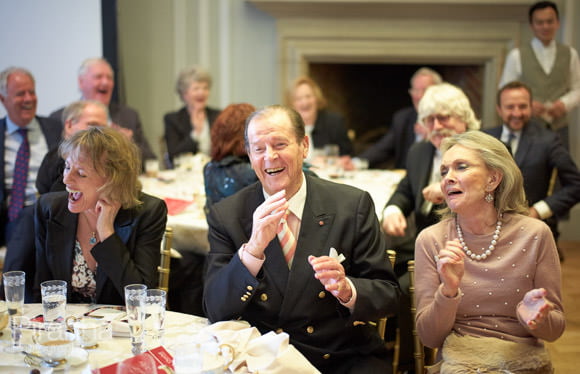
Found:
[438,131,528,219]
[59,126,142,209]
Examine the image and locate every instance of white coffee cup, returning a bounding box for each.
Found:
[66,316,111,349]
[34,330,75,361]
[74,319,101,348]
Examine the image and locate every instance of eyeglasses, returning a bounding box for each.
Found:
[423,114,451,127]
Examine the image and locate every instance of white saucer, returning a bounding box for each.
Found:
[24,347,88,369]
[68,347,89,366]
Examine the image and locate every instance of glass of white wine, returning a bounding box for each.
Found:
[124,284,147,355]
[2,270,26,353]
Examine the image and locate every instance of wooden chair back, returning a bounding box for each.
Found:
[158,227,173,293]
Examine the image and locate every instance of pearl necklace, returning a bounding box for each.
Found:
[455,214,503,261]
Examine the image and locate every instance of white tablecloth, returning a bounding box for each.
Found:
[0,304,208,373]
[0,304,319,373]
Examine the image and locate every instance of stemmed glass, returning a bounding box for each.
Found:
[124,284,147,355]
[2,270,26,353]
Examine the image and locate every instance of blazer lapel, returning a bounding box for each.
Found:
[95,207,135,299]
[47,209,77,284]
[240,186,290,295]
[279,177,335,318]
[514,124,534,166]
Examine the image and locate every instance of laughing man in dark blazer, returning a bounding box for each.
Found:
[204,105,399,374]
[49,57,156,162]
[484,81,580,259]
[0,67,61,299]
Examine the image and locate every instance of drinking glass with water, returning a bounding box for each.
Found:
[3,270,26,352]
[144,289,166,346]
[41,280,67,324]
[124,284,147,355]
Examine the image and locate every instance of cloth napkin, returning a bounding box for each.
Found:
[164,197,194,216]
[200,321,320,374]
[329,247,345,263]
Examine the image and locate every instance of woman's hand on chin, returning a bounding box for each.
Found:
[95,197,122,241]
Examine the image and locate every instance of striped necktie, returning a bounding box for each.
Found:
[8,128,30,221]
[277,210,297,267]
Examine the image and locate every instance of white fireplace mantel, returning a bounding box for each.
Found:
[248,0,531,21]
[248,0,534,126]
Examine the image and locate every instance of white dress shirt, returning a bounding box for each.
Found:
[4,116,49,205]
[499,38,580,111]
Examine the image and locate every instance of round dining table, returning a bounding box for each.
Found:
[0,303,209,373]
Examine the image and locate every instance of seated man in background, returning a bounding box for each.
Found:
[484,81,580,261]
[50,57,156,162]
[0,67,61,300]
[37,100,109,194]
[358,67,442,169]
[3,100,108,301]
[382,83,480,372]
[204,105,399,374]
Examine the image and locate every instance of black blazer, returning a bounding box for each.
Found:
[204,175,399,370]
[359,106,418,169]
[163,106,221,162]
[34,192,167,305]
[36,148,65,194]
[484,121,580,217]
[310,109,354,156]
[385,140,440,235]
[0,116,62,242]
[50,102,156,161]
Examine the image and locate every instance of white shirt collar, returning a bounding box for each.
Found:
[501,124,522,139]
[531,37,556,53]
[263,172,307,220]
[6,115,39,135]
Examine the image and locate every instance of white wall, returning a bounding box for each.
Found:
[0,0,102,118]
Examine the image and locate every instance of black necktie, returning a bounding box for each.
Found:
[504,132,516,155]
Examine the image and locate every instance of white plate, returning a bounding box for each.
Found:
[24,347,88,370]
[0,366,52,373]
[68,347,89,366]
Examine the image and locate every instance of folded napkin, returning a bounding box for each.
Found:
[329,247,345,263]
[164,197,194,216]
[200,321,320,374]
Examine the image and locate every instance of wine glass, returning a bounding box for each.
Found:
[124,284,147,355]
[2,270,26,353]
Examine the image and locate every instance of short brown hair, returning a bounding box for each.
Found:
[59,126,142,209]
[245,105,306,150]
[210,103,256,161]
[497,81,533,106]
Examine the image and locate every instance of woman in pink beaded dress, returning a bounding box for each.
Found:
[414,131,564,373]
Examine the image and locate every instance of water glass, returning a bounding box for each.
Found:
[124,284,147,355]
[3,270,26,352]
[41,280,67,324]
[144,289,166,345]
